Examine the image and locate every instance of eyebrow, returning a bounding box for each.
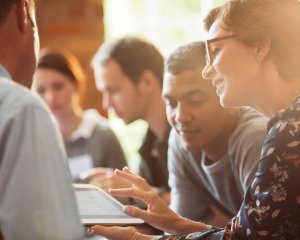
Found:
[183,90,207,98]
[162,89,207,100]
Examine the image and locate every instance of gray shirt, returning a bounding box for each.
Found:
[0,65,84,239]
[65,109,127,180]
[168,108,268,221]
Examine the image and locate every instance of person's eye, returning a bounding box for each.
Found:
[166,100,177,109]
[187,96,205,106]
[211,47,221,57]
[53,82,64,90]
[36,87,45,95]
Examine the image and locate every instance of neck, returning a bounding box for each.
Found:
[204,109,240,161]
[55,107,83,140]
[249,73,300,117]
[144,94,167,139]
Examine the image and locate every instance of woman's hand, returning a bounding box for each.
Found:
[109,167,209,234]
[88,225,158,240]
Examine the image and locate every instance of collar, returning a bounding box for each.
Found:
[139,124,171,157]
[68,109,107,141]
[267,95,300,131]
[0,64,12,79]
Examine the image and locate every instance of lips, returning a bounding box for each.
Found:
[177,127,200,138]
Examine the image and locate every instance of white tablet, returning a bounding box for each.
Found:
[74,184,144,226]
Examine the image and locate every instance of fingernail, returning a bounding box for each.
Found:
[87,228,94,235]
[123,205,130,213]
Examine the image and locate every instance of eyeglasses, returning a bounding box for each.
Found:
[205,35,236,65]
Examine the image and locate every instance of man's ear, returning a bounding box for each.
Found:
[15,0,28,33]
[253,39,271,62]
[138,70,158,92]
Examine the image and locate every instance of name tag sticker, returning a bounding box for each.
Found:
[68,154,93,179]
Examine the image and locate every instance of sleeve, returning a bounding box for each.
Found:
[231,119,300,239]
[0,104,84,240]
[168,130,212,222]
[102,127,127,170]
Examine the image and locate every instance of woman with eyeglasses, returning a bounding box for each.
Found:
[87,0,300,239]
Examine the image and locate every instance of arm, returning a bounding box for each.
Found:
[230,119,300,239]
[0,104,83,240]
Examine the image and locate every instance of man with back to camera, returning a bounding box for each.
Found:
[0,0,83,239]
[163,41,268,226]
[91,37,170,200]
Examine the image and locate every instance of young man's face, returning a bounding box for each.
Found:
[94,59,147,124]
[162,68,233,153]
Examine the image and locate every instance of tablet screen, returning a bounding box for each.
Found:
[75,188,126,218]
[74,184,144,225]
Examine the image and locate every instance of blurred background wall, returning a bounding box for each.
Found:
[35,0,225,168]
[36,0,105,115]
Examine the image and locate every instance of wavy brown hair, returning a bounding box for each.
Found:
[204,0,300,81]
[37,48,86,106]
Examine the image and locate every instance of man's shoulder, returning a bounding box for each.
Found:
[238,107,268,131]
[228,108,267,163]
[231,107,268,142]
[0,77,45,114]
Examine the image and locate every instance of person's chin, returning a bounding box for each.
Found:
[181,140,197,152]
[121,117,135,125]
[220,94,240,108]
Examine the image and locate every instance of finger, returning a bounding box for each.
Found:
[90,178,113,189]
[109,188,152,203]
[122,166,136,174]
[79,167,114,181]
[114,169,151,190]
[88,225,111,236]
[88,225,136,240]
[92,173,115,182]
[124,205,158,226]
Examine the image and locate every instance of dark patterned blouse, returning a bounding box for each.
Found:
[159,96,300,240]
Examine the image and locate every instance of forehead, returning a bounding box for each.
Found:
[163,69,213,95]
[208,18,229,39]
[94,59,131,89]
[34,68,71,83]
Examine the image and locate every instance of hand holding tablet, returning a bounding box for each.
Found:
[74,184,144,226]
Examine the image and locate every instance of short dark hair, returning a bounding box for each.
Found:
[0,0,35,26]
[165,41,206,75]
[92,37,164,87]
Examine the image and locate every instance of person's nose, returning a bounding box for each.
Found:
[202,63,215,80]
[44,90,55,106]
[102,93,113,111]
[174,103,191,125]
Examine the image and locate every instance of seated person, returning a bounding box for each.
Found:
[87,0,300,239]
[32,48,126,184]
[92,37,170,201]
[163,42,267,226]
